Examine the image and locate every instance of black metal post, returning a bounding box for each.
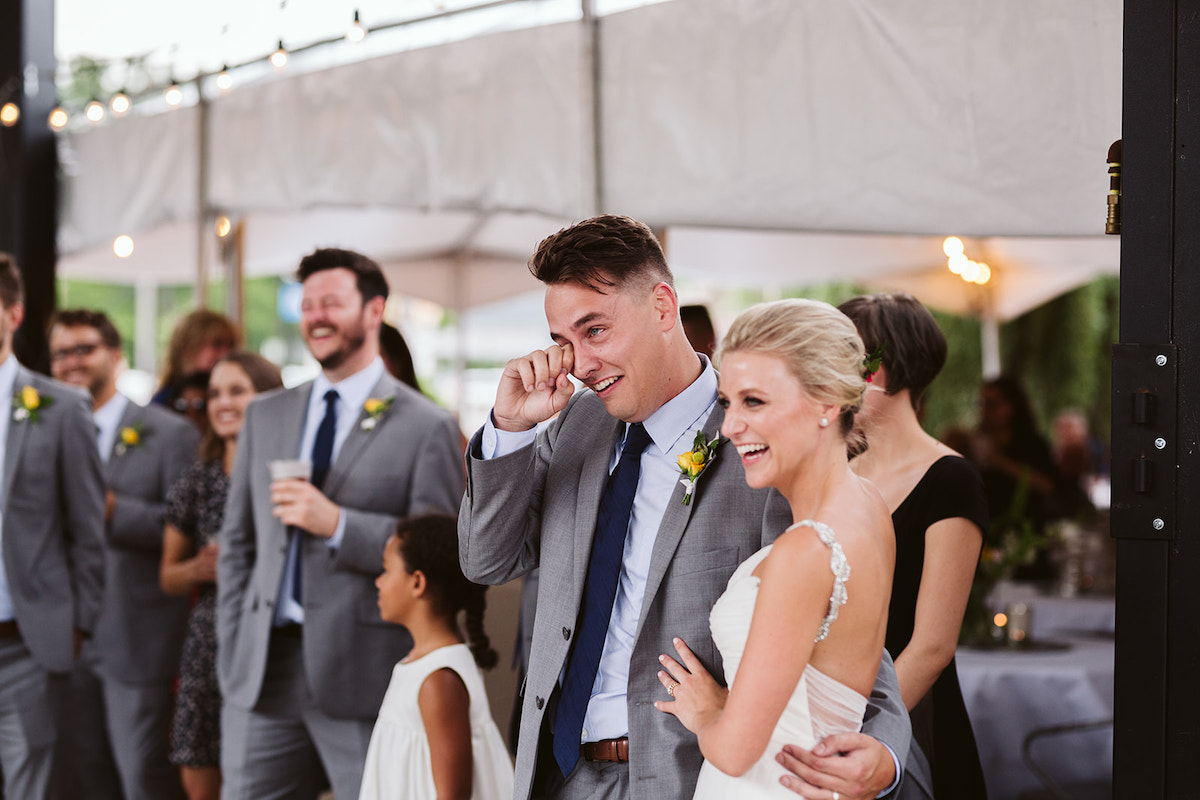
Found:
[1114,0,1200,796]
[0,0,56,372]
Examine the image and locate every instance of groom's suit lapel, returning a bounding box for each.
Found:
[105,402,141,485]
[2,369,33,509]
[571,414,623,609]
[634,404,722,644]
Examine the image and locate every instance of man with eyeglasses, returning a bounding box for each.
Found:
[50,309,199,800]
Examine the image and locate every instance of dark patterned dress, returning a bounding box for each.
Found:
[885,455,989,799]
[164,459,229,767]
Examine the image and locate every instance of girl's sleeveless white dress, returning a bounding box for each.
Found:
[692,520,869,800]
[358,643,514,800]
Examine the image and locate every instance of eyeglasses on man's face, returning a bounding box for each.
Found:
[49,342,102,363]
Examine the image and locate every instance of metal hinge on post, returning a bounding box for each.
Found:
[1111,343,1178,540]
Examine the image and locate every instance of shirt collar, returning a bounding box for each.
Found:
[93,392,130,431]
[638,354,718,454]
[0,353,18,397]
[311,357,386,414]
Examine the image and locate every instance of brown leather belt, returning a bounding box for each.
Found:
[580,737,629,763]
[0,620,19,639]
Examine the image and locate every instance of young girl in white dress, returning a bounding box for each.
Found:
[654,299,897,799]
[359,514,514,800]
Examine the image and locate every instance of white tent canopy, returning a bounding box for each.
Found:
[57,0,1122,320]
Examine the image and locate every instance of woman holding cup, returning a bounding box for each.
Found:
[160,352,283,800]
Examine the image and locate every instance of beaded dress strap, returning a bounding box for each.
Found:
[786,519,850,642]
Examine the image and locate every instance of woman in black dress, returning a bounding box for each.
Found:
[159,351,282,800]
[840,293,988,798]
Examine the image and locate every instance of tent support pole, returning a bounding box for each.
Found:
[134,276,157,374]
[196,90,210,307]
[583,0,603,213]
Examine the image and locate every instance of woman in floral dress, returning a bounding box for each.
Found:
[160,352,282,800]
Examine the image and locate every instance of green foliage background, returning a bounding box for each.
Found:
[57,274,1118,446]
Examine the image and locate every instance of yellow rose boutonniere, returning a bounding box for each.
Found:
[676,430,721,506]
[12,385,53,423]
[114,423,146,457]
[360,397,394,431]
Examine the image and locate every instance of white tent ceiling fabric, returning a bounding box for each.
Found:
[57,0,1121,318]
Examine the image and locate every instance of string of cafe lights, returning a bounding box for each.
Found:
[2,1,511,134]
[941,237,992,286]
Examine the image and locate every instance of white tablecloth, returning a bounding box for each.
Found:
[956,635,1113,800]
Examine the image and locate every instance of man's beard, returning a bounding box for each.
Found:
[314,328,367,372]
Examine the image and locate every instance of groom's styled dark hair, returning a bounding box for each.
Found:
[529,215,673,294]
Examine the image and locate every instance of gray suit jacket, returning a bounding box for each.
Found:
[94,400,199,683]
[459,390,925,800]
[3,367,106,673]
[217,374,465,719]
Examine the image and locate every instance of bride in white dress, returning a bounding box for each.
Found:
[655,299,896,799]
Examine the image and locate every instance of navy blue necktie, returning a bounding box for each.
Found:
[552,422,653,777]
[292,389,338,605]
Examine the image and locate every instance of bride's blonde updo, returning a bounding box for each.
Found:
[717,298,868,440]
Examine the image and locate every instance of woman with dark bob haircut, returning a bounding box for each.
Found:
[838,292,989,798]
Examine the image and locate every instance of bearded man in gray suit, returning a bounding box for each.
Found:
[50,308,199,800]
[217,248,465,800]
[459,216,931,800]
[0,255,106,800]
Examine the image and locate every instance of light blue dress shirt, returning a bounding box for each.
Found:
[273,357,385,626]
[0,354,18,621]
[93,392,130,464]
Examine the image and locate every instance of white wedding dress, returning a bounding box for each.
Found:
[691,520,869,800]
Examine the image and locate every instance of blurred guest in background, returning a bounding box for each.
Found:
[380,322,420,392]
[0,257,105,800]
[170,370,212,435]
[153,310,240,412]
[680,303,717,359]
[971,375,1055,534]
[51,309,199,800]
[1050,408,1109,518]
[840,292,988,799]
[161,351,283,800]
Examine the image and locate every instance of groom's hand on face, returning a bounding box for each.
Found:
[494,343,576,432]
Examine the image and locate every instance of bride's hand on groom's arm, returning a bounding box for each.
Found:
[775,733,897,800]
[653,637,728,735]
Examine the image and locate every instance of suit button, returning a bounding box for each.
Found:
[535,696,545,710]
[265,599,273,609]
[562,627,571,640]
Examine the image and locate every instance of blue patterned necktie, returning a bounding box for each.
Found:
[552,422,654,777]
[292,389,338,605]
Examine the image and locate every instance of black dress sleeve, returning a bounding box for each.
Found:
[165,461,203,541]
[923,456,989,535]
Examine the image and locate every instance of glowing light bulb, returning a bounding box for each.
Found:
[961,260,980,283]
[0,103,18,127]
[994,612,1008,628]
[346,10,367,43]
[270,41,289,70]
[942,236,964,258]
[85,101,105,123]
[113,235,135,258]
[215,216,232,238]
[975,263,992,285]
[165,82,183,107]
[948,253,967,275]
[216,67,233,93]
[48,106,68,130]
[110,92,131,117]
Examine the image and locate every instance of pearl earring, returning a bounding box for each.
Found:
[819,417,829,428]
